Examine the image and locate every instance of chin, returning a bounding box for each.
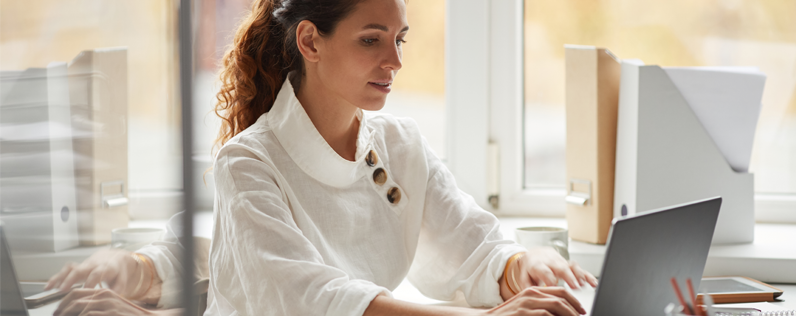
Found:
[359,97,388,112]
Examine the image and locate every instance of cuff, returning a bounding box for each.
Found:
[135,245,182,309]
[480,243,527,306]
[326,279,392,316]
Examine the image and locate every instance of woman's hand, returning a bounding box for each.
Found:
[499,248,598,302]
[485,287,587,316]
[45,248,157,300]
[53,288,154,316]
[498,247,597,300]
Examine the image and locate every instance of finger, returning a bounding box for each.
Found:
[523,296,579,316]
[571,262,598,288]
[550,260,580,289]
[517,264,534,291]
[83,266,111,290]
[102,261,125,291]
[109,263,129,294]
[569,262,587,287]
[57,289,106,310]
[79,311,105,316]
[55,289,114,316]
[530,264,557,287]
[586,272,598,287]
[77,299,111,316]
[535,286,587,314]
[54,297,91,316]
[46,262,76,290]
[60,265,93,291]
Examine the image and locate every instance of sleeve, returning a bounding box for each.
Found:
[134,212,185,309]
[406,138,527,307]
[207,145,391,316]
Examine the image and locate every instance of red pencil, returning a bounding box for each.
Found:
[686,278,702,316]
[671,277,694,315]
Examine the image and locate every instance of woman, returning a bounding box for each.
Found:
[47,0,597,315]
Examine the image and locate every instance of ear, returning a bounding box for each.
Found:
[296,20,321,63]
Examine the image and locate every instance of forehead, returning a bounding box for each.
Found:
[339,0,408,31]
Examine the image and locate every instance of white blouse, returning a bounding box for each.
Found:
[147,76,526,315]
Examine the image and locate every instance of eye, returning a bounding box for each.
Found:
[396,39,407,46]
[362,38,377,45]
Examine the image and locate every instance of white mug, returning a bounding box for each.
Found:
[515,226,569,260]
[111,227,165,251]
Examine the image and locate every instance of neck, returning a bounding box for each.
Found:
[295,72,361,162]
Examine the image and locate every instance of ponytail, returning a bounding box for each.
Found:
[212,0,363,153]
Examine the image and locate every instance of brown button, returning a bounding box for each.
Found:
[365,150,378,167]
[387,187,401,204]
[373,168,387,185]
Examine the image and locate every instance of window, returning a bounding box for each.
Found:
[374,0,447,159]
[522,0,796,197]
[193,0,252,213]
[447,0,796,222]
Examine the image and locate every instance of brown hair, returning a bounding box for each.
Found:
[213,0,363,152]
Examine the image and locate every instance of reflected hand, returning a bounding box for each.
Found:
[53,288,153,316]
[45,248,141,298]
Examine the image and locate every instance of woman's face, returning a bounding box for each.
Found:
[314,0,408,111]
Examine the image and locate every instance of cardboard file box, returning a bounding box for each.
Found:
[68,48,129,246]
[564,46,621,245]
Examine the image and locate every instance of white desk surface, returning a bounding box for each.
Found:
[27,215,796,315]
[30,282,796,315]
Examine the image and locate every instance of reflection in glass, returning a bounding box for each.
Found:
[0,0,186,314]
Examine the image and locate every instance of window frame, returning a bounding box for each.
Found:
[445,0,796,223]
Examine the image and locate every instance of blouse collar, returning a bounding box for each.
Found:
[266,74,374,188]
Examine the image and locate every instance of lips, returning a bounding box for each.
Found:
[368,80,392,93]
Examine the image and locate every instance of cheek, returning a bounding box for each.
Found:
[320,48,365,87]
[320,47,385,106]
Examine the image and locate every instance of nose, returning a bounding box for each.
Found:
[381,42,402,72]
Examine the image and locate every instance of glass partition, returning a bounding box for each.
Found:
[0,0,190,313]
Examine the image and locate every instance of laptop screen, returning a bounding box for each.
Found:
[1,223,29,315]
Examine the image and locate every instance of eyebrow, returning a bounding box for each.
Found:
[362,23,410,33]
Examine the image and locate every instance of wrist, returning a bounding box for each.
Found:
[126,253,143,299]
[503,253,524,295]
[129,253,156,301]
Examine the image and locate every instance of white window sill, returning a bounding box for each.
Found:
[497,217,796,283]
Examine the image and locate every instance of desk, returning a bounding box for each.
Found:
[30,282,796,315]
[498,217,796,284]
[26,215,796,314]
[571,284,796,315]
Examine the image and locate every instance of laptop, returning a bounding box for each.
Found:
[586,197,722,315]
[0,222,77,315]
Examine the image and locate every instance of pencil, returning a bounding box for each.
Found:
[671,277,694,315]
[686,278,701,316]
